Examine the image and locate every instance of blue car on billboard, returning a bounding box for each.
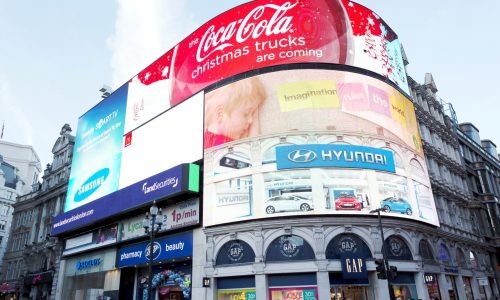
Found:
[380,197,412,215]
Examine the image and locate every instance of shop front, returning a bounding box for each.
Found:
[117,231,193,300]
[326,233,374,300]
[215,240,256,300]
[385,236,419,299]
[61,248,119,300]
[0,282,19,300]
[424,273,441,300]
[23,271,53,300]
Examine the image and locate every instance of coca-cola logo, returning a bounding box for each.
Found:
[196,2,298,62]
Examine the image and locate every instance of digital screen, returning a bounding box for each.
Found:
[203,69,439,227]
[168,0,409,105]
[65,85,128,212]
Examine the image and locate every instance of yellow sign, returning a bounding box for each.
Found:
[278,80,340,112]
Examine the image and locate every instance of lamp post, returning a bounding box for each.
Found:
[143,201,164,300]
[370,208,396,300]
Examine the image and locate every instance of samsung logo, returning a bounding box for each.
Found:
[74,168,109,202]
[288,149,317,163]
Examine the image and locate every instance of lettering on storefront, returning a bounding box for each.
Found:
[227,242,245,262]
[75,258,101,270]
[279,237,300,258]
[424,274,436,283]
[341,255,367,279]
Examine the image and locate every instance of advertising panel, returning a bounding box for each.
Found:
[168,0,408,106]
[269,287,318,300]
[218,289,256,300]
[203,69,438,227]
[52,163,199,236]
[124,49,174,133]
[119,92,203,188]
[118,198,200,241]
[117,231,192,268]
[63,223,118,256]
[65,85,128,212]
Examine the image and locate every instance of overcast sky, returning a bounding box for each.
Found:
[1,0,499,168]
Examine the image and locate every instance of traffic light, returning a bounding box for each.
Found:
[388,265,398,280]
[375,259,387,279]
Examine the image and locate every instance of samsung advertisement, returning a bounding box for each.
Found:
[203,69,439,227]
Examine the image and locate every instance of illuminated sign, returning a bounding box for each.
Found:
[76,258,101,270]
[117,232,192,267]
[53,164,199,235]
[340,255,367,279]
[203,69,438,227]
[276,144,396,173]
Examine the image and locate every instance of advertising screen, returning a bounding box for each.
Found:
[203,69,439,227]
[119,92,203,188]
[170,0,409,106]
[65,85,128,212]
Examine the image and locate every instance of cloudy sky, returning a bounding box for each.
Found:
[1,0,499,168]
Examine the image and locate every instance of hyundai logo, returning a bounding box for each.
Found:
[287,149,317,163]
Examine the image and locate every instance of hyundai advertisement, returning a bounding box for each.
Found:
[203,69,439,227]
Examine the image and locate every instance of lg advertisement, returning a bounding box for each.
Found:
[203,69,439,227]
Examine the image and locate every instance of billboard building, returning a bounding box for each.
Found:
[50,1,498,300]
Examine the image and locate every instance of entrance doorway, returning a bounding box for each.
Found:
[330,286,371,300]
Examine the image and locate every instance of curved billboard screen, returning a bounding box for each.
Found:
[202,69,439,227]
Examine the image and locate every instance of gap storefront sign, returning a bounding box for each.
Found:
[52,163,199,235]
[276,144,395,173]
[117,232,193,267]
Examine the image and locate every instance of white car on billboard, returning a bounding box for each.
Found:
[265,194,314,214]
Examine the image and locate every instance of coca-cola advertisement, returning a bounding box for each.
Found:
[164,0,408,106]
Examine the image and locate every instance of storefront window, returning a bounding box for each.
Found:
[62,248,119,300]
[424,273,441,300]
[268,274,317,300]
[326,234,372,260]
[463,277,473,300]
[445,275,458,300]
[419,240,435,263]
[136,263,191,300]
[217,276,256,300]
[391,273,418,300]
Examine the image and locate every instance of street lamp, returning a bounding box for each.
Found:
[143,201,164,300]
[370,208,396,300]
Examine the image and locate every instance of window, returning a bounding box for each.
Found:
[0,220,6,230]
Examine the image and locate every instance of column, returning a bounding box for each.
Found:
[256,274,268,300]
[316,271,330,300]
[455,275,467,300]
[437,273,450,300]
[370,272,390,299]
[414,271,428,300]
[471,276,481,300]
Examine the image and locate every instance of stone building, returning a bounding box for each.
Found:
[0,141,41,298]
[1,124,74,300]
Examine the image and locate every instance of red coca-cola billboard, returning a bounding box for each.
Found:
[166,0,408,106]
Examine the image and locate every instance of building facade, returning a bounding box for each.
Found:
[47,1,500,300]
[1,124,74,300]
[0,141,41,298]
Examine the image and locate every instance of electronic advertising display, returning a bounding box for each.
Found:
[65,85,128,212]
[203,69,439,227]
[124,49,174,133]
[169,0,409,106]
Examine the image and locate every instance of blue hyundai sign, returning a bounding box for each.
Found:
[117,232,193,267]
[276,144,395,173]
[52,164,199,236]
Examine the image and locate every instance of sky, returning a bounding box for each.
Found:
[0,0,499,169]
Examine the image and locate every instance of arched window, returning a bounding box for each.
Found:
[266,235,314,262]
[326,234,372,259]
[216,240,255,266]
[438,243,453,265]
[469,251,478,269]
[384,236,413,260]
[419,240,435,262]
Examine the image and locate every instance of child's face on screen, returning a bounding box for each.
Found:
[222,102,258,139]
